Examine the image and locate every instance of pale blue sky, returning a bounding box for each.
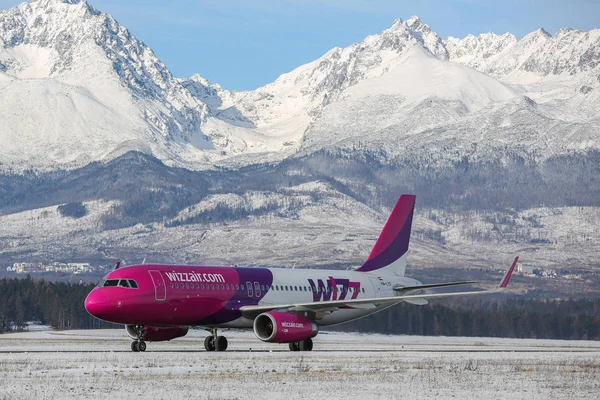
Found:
[1,0,599,90]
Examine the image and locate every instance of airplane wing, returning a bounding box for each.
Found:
[240,256,518,320]
[392,280,478,292]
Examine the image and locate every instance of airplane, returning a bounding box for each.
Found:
[84,194,518,352]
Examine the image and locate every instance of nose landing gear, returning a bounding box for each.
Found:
[204,328,228,351]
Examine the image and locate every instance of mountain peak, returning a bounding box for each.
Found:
[188,73,211,86]
[33,0,86,4]
[390,18,403,28]
[26,0,93,12]
[527,28,551,39]
[405,16,422,28]
[537,28,551,37]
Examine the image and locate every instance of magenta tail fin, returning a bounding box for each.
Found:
[356,194,416,275]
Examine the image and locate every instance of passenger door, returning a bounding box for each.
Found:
[148,270,167,301]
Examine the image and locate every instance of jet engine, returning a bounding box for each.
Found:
[253,312,318,343]
[126,325,189,342]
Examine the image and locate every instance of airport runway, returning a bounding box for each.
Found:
[2,348,600,353]
[1,329,599,399]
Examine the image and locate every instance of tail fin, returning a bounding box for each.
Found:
[356,194,416,276]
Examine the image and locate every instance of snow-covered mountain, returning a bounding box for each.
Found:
[1,2,599,171]
[193,16,600,165]
[0,0,215,171]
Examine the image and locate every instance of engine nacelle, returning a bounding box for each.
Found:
[253,312,318,343]
[126,325,189,342]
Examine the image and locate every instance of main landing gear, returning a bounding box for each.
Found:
[131,340,146,352]
[130,325,147,352]
[204,328,228,352]
[289,338,313,352]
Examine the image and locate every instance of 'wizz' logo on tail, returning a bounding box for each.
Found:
[308,277,361,302]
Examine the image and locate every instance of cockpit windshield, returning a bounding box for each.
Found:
[101,279,138,288]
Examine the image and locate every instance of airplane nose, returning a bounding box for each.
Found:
[84,290,109,318]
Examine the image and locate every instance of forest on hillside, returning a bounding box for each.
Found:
[1,277,599,340]
[2,149,600,229]
[0,277,116,332]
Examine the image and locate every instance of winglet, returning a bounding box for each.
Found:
[498,256,518,288]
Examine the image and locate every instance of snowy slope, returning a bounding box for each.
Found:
[187,16,600,165]
[1,180,598,271]
[0,0,215,171]
[198,17,517,161]
[445,27,600,107]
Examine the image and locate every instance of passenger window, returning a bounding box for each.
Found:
[175,283,179,289]
[186,283,189,289]
[170,283,174,289]
[236,284,239,290]
[211,284,215,290]
[196,284,200,289]
[240,284,245,290]
[201,284,204,289]
[261,285,265,291]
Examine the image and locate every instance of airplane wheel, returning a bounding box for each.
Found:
[204,336,215,351]
[289,342,300,351]
[216,336,228,351]
[131,341,139,352]
[138,341,147,352]
[299,338,313,351]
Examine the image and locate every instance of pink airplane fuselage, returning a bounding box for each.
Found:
[85,263,421,328]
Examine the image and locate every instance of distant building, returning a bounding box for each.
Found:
[10,260,97,275]
[517,263,535,275]
[70,263,91,274]
[13,262,43,273]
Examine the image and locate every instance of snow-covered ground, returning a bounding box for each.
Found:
[0,328,599,399]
